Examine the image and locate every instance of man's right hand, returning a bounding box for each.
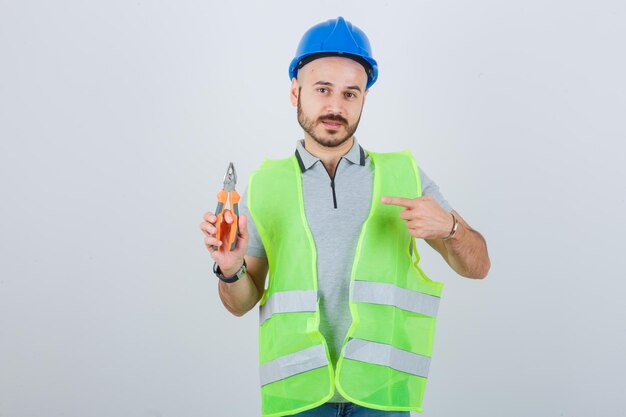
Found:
[199,211,249,276]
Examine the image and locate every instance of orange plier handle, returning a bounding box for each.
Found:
[214,189,240,252]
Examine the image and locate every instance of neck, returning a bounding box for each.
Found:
[303,136,354,177]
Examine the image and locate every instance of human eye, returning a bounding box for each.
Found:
[317,87,329,94]
[345,92,357,99]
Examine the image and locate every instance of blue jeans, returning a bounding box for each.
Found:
[289,402,410,417]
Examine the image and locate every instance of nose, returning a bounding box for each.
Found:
[323,94,344,116]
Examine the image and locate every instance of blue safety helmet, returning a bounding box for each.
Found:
[289,16,378,89]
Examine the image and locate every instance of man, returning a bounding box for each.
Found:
[200,16,490,417]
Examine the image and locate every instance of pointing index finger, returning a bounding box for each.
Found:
[381,196,414,208]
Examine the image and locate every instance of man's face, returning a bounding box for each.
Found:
[291,56,369,148]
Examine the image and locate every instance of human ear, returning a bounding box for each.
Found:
[290,78,299,107]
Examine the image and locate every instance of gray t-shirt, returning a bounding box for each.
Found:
[240,139,452,403]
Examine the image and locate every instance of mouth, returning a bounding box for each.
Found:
[320,120,344,130]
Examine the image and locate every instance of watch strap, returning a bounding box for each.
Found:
[213,260,247,283]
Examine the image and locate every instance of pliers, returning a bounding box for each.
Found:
[214,162,240,252]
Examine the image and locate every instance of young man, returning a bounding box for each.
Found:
[200,16,490,417]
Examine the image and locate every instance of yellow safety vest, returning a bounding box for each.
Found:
[247,150,443,417]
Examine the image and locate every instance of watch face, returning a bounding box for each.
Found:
[233,268,245,280]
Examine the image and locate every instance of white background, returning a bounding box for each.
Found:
[1,1,625,416]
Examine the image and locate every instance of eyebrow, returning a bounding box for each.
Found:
[313,81,362,93]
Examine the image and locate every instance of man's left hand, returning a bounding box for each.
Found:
[381,195,453,240]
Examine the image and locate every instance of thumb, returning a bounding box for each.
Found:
[238,214,249,240]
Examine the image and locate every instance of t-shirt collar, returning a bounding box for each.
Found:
[295,138,366,173]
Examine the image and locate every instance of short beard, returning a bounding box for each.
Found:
[297,90,362,148]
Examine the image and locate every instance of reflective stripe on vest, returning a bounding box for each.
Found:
[259,344,329,386]
[259,290,318,325]
[343,338,431,378]
[352,280,440,317]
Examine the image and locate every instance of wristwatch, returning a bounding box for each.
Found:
[213,260,247,283]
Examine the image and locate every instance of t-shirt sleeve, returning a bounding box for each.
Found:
[418,166,453,212]
[238,186,267,258]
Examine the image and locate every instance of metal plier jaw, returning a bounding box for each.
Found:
[214,162,240,252]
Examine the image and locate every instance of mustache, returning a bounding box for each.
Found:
[318,114,348,125]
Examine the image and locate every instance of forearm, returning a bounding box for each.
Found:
[218,270,261,316]
[443,220,490,279]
